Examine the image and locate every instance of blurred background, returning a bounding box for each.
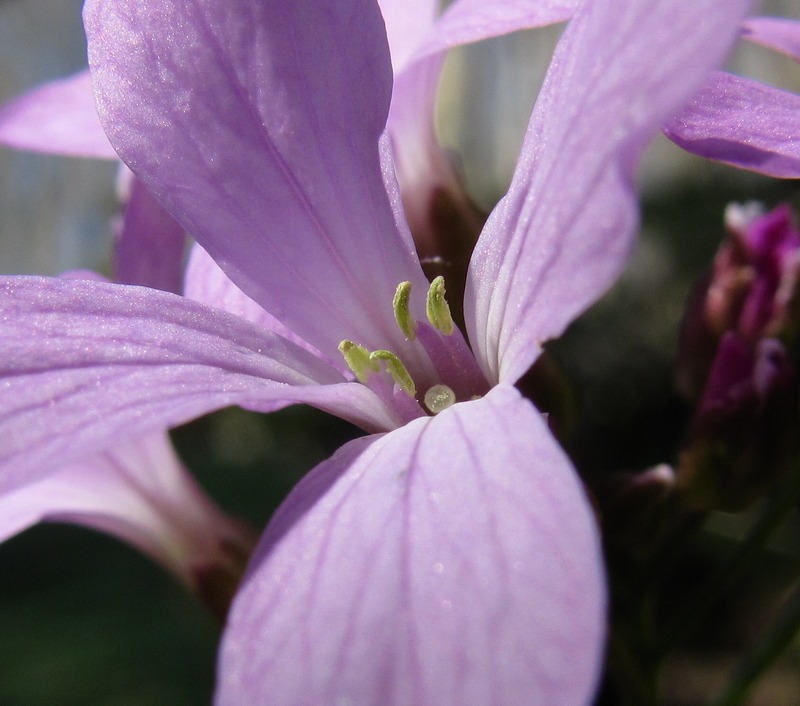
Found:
[1,0,800,703]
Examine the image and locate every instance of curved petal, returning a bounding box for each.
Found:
[217,385,605,705]
[741,16,800,61]
[664,71,800,178]
[0,430,255,596]
[114,175,187,292]
[387,57,478,247]
[412,0,575,63]
[387,0,576,247]
[183,242,334,365]
[0,276,400,493]
[377,0,438,73]
[0,70,116,159]
[83,0,431,361]
[465,0,752,384]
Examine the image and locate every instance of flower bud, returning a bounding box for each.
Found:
[599,464,677,553]
[676,204,800,511]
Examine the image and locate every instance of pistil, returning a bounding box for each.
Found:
[424,384,457,414]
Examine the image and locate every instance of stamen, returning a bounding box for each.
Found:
[339,340,379,382]
[426,276,454,335]
[393,281,417,341]
[424,384,457,414]
[369,350,416,397]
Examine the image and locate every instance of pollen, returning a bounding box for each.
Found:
[426,276,454,336]
[370,349,416,397]
[393,281,417,340]
[424,384,456,414]
[338,340,379,382]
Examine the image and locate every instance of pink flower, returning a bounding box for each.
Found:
[0,0,749,702]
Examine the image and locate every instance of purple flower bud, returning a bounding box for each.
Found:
[676,205,800,511]
[678,203,800,399]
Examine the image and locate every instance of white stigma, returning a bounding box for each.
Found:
[424,384,456,415]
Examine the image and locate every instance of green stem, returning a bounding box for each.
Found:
[711,581,800,706]
[658,461,800,655]
[607,627,658,706]
[629,507,705,597]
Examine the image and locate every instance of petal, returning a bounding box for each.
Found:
[114,175,187,292]
[741,16,800,61]
[0,430,255,594]
[217,385,605,705]
[412,0,575,63]
[387,58,477,245]
[465,0,751,384]
[83,0,431,360]
[377,0,438,73]
[387,0,576,246]
[183,242,332,365]
[0,70,116,159]
[663,71,800,178]
[0,276,400,493]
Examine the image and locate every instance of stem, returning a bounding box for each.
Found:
[658,460,800,655]
[607,627,658,706]
[711,581,800,706]
[630,507,705,597]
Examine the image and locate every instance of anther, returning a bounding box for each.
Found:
[426,276,454,335]
[424,384,457,414]
[393,281,417,340]
[370,350,416,397]
[339,340,379,382]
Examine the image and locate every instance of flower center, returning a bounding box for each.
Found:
[338,277,489,424]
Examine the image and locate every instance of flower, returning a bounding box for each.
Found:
[0,0,749,702]
[0,186,254,617]
[0,429,258,618]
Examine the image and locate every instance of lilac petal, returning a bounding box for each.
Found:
[741,16,800,61]
[0,430,254,591]
[412,0,575,62]
[217,385,605,705]
[0,70,116,159]
[377,0,438,73]
[183,242,333,365]
[183,242,295,334]
[0,276,400,494]
[114,175,187,293]
[466,0,751,384]
[84,0,431,361]
[664,71,800,178]
[388,0,576,242]
[388,59,474,243]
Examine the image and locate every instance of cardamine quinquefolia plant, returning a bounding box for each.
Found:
[0,0,751,703]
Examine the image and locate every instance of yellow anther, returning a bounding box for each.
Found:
[393,281,417,340]
[426,276,454,336]
[369,350,416,397]
[339,340,380,382]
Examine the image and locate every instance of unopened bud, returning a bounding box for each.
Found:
[675,204,800,511]
[678,203,800,399]
[599,465,677,553]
